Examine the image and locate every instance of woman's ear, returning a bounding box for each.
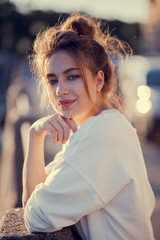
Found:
[96,70,104,92]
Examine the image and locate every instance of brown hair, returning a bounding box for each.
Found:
[30,12,132,111]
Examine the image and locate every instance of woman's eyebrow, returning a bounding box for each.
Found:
[46,73,56,79]
[63,67,79,74]
[46,67,79,78]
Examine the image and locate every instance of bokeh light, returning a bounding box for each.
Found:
[137,85,151,99]
[136,98,152,114]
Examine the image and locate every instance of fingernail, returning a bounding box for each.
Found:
[73,127,77,133]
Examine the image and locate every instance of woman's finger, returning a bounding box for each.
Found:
[48,118,64,143]
[65,118,78,133]
[57,116,71,143]
[43,122,58,144]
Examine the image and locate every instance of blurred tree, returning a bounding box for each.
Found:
[0,2,141,54]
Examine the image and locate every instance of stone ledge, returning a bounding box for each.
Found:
[0,208,76,240]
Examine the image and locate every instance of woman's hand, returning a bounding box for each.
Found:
[29,113,78,144]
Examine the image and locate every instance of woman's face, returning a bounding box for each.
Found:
[46,50,101,125]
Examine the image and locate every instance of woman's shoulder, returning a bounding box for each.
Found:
[94,109,123,128]
[68,109,136,148]
[81,109,135,137]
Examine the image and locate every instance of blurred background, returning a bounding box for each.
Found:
[0,0,160,238]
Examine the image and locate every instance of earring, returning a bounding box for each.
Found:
[97,87,101,92]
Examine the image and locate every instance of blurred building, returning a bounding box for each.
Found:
[140,0,160,55]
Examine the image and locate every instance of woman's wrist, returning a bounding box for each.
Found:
[29,125,46,140]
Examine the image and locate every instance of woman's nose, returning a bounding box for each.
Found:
[55,81,69,96]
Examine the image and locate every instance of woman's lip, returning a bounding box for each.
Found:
[58,99,76,108]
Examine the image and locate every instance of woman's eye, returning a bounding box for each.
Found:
[48,79,58,85]
[68,75,80,81]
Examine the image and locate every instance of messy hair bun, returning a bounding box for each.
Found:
[31,12,132,111]
[61,13,97,39]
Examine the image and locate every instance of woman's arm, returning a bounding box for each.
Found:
[22,114,77,207]
[22,129,46,207]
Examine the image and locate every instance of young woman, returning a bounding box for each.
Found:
[23,13,155,240]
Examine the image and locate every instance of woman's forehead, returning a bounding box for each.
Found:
[47,50,78,74]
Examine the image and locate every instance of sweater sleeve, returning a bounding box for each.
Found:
[24,112,140,232]
[24,161,104,232]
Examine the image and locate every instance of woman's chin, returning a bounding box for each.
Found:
[57,109,75,119]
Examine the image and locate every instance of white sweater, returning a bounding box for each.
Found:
[24,109,155,240]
